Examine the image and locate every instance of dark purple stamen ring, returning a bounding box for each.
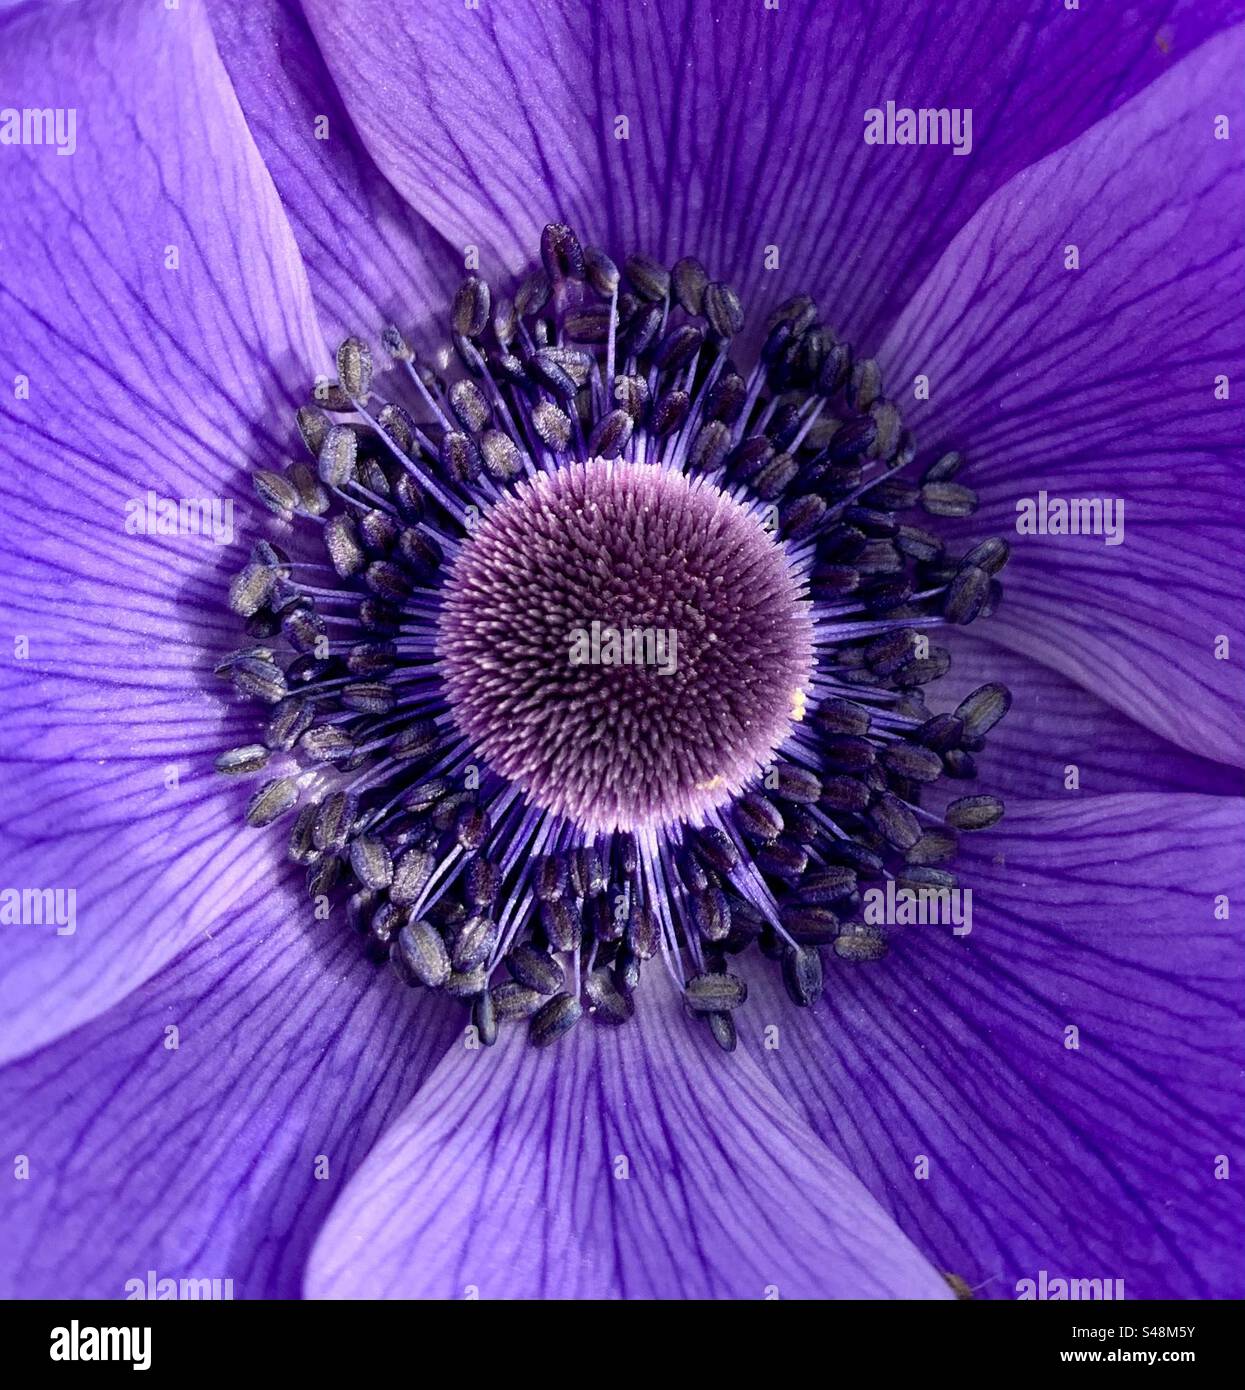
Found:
[218,221,1012,1049]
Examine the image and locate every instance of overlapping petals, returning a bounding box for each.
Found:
[0,0,328,1059]
[0,906,463,1298]
[0,0,1239,1304]
[306,971,951,1300]
[882,26,1245,767]
[298,0,1243,339]
[209,0,464,346]
[750,794,1245,1299]
[939,631,1245,799]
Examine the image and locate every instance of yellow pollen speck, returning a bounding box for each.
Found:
[790,686,807,721]
[695,774,727,793]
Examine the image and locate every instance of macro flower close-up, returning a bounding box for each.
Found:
[1,0,1242,1314]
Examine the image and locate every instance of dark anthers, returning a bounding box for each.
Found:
[217,221,1012,1051]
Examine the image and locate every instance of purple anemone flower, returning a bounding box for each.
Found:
[0,0,1242,1303]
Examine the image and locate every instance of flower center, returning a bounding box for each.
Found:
[437,458,814,832]
[216,221,1013,1051]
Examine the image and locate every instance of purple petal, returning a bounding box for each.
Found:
[0,0,327,1059]
[752,794,1245,1299]
[882,27,1244,766]
[306,973,952,1299]
[208,0,464,345]
[941,629,1245,799]
[0,909,462,1299]
[299,0,1239,338]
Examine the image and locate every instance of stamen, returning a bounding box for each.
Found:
[218,223,1013,1047]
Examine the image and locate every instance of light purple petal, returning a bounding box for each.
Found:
[300,0,1240,339]
[751,794,1245,1299]
[208,0,464,345]
[0,0,327,1060]
[941,629,1245,799]
[881,26,1245,766]
[306,972,952,1300]
[0,907,462,1299]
